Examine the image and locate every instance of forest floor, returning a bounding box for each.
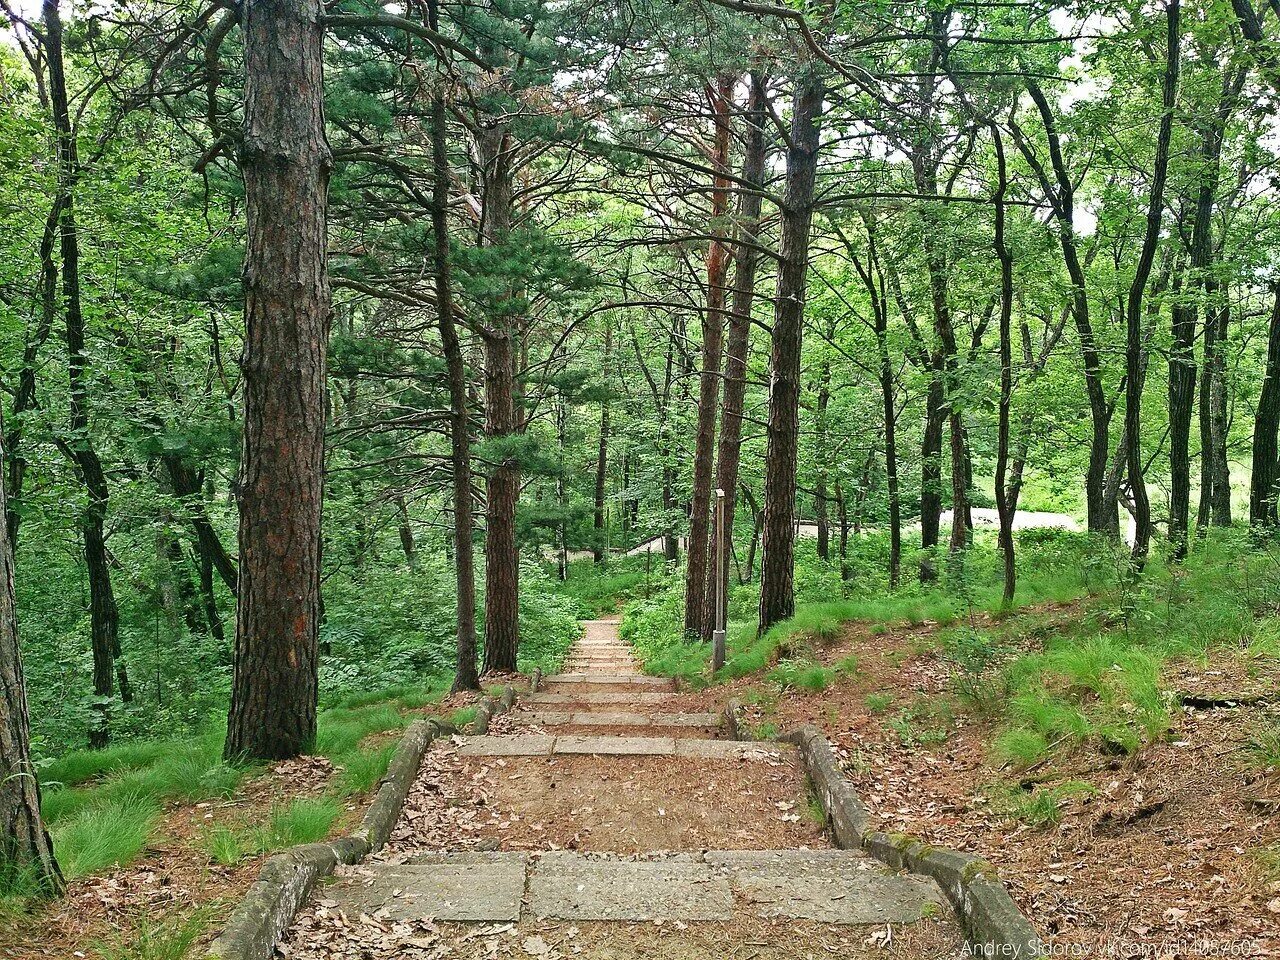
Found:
[0,696,488,959]
[276,619,965,959]
[698,601,1280,956]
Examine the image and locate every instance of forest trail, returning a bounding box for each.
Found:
[280,620,966,958]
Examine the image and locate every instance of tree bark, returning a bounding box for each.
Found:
[1250,285,1280,525]
[1125,0,1180,568]
[683,76,733,636]
[702,72,767,642]
[813,353,831,562]
[593,324,611,564]
[225,0,331,761]
[758,65,824,634]
[427,8,479,692]
[477,124,521,675]
[0,405,64,896]
[1168,270,1197,558]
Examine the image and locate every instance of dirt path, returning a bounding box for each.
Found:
[277,621,964,958]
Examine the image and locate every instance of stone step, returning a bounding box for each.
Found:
[527,690,678,706]
[329,850,946,925]
[456,734,790,759]
[545,674,672,688]
[522,710,718,728]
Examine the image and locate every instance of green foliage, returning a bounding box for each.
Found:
[1247,718,1280,770]
[993,728,1050,768]
[336,743,397,795]
[90,912,209,960]
[261,797,343,850]
[52,796,159,880]
[202,826,246,867]
[887,698,955,748]
[864,692,894,714]
[991,781,1096,828]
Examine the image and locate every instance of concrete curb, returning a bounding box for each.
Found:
[530,667,543,693]
[208,684,520,960]
[469,684,518,735]
[723,698,742,741]
[783,725,1043,959]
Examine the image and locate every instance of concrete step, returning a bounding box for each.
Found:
[328,850,946,925]
[456,734,790,759]
[545,674,673,688]
[521,710,719,728]
[527,690,678,706]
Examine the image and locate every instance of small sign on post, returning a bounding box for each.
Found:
[712,488,727,671]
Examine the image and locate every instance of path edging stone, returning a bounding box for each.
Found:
[782,725,1043,959]
[723,697,742,741]
[208,685,519,960]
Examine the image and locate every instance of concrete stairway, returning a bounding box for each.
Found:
[313,617,957,943]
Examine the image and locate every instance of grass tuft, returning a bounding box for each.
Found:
[53,796,159,879]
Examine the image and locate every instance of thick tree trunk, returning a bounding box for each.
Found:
[477,124,521,674]
[593,325,611,564]
[758,66,824,634]
[427,16,479,692]
[1250,285,1280,525]
[683,77,733,636]
[225,0,331,761]
[0,406,64,895]
[702,72,767,642]
[45,0,128,748]
[1125,0,1180,568]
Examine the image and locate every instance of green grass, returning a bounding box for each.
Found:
[865,692,894,714]
[1247,718,1280,769]
[992,781,1095,827]
[259,796,342,850]
[336,743,397,795]
[203,826,247,866]
[1255,843,1280,883]
[90,911,209,960]
[52,796,159,879]
[993,728,1050,768]
[33,688,424,889]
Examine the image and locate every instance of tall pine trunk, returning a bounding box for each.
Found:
[225,0,331,761]
[0,407,64,895]
[758,66,824,634]
[702,73,767,642]
[477,126,521,674]
[683,77,733,636]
